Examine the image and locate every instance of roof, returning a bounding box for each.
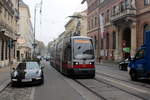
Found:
[19,0,28,6]
[81,0,86,4]
[19,0,31,18]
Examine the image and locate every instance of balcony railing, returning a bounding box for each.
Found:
[1,0,14,16]
[111,9,136,23]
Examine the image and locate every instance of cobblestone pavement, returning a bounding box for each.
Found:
[0,85,32,100]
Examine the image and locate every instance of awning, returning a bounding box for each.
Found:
[123,47,131,53]
[0,28,17,40]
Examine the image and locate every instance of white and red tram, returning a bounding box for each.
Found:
[50,36,95,78]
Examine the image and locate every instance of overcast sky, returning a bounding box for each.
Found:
[23,0,87,45]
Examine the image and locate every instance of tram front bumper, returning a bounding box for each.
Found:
[71,68,95,76]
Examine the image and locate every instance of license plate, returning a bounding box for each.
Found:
[22,79,32,82]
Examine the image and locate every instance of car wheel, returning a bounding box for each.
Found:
[124,66,128,71]
[11,81,17,87]
[90,74,95,79]
[119,65,122,70]
[40,75,44,84]
[39,78,44,85]
[130,70,138,81]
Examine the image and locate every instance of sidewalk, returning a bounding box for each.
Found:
[0,64,17,92]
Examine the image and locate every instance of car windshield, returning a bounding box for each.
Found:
[26,62,40,70]
[73,38,94,60]
[16,62,40,70]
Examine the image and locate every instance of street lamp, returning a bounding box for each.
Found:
[33,1,42,58]
[33,4,38,58]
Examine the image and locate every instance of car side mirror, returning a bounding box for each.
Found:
[12,67,15,70]
[41,66,44,69]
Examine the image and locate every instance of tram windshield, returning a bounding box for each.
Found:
[73,38,94,60]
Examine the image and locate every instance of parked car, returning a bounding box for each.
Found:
[119,58,129,71]
[11,61,44,86]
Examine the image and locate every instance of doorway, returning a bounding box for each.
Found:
[122,27,131,58]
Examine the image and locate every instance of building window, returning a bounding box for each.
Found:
[92,19,94,28]
[101,38,104,49]
[1,40,4,61]
[88,21,90,30]
[144,0,150,5]
[89,19,92,30]
[113,32,116,49]
[106,10,110,23]
[94,36,97,49]
[113,6,116,15]
[106,33,109,49]
[5,41,8,60]
[143,24,150,43]
[14,43,16,58]
[95,16,97,27]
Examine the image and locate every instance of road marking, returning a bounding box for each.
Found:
[97,75,149,94]
[30,87,35,100]
[0,79,10,93]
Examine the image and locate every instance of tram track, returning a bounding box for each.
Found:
[73,70,150,100]
[74,77,147,100]
[50,63,149,100]
[74,79,108,100]
[94,78,148,100]
[96,72,150,89]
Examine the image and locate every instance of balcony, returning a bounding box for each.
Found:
[111,9,136,24]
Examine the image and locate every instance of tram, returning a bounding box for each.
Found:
[50,36,95,78]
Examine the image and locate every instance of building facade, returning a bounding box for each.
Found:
[82,0,100,60]
[83,0,150,62]
[0,0,19,67]
[17,0,34,61]
[65,11,87,37]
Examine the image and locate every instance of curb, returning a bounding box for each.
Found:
[0,79,10,93]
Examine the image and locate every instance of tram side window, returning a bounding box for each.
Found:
[64,44,71,61]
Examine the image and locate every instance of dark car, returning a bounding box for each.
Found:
[119,58,130,71]
[11,62,44,86]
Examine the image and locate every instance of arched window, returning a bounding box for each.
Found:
[143,24,150,43]
[1,39,4,60]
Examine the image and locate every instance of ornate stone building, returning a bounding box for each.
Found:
[65,10,87,37]
[0,0,19,67]
[82,0,150,62]
[17,0,34,61]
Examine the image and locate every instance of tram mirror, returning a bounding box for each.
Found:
[67,44,71,48]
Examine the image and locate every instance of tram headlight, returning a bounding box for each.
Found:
[89,62,94,65]
[73,62,79,65]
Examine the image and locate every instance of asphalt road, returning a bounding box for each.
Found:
[1,61,150,100]
[34,61,85,100]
